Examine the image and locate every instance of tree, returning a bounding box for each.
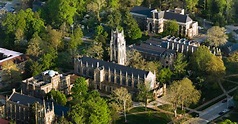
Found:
[1,61,21,84]
[69,27,83,50]
[166,78,201,117]
[111,87,132,122]
[185,0,199,12]
[94,25,108,44]
[123,11,142,41]
[68,90,111,124]
[206,26,228,47]
[126,50,145,69]
[108,102,121,124]
[71,77,88,105]
[137,82,153,110]
[190,46,213,75]
[87,0,106,21]
[46,27,63,51]
[46,0,77,26]
[164,20,179,36]
[219,119,237,124]
[47,89,67,106]
[173,53,187,78]
[158,68,173,84]
[84,42,104,59]
[26,34,43,58]
[30,60,43,76]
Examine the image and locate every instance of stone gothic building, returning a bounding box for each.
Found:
[22,70,71,98]
[5,89,55,124]
[110,29,127,65]
[130,6,198,38]
[74,56,157,93]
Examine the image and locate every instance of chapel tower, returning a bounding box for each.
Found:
[110,29,126,65]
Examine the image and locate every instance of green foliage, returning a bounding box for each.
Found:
[84,42,104,59]
[111,87,132,122]
[87,0,106,21]
[45,0,77,26]
[48,89,67,106]
[69,27,83,50]
[137,83,153,110]
[219,119,237,124]
[186,0,199,12]
[163,20,179,36]
[122,11,142,41]
[167,78,201,117]
[1,9,45,47]
[173,53,187,78]
[71,77,88,105]
[206,26,228,47]
[1,61,22,85]
[94,25,108,44]
[158,68,173,83]
[189,46,226,83]
[68,83,111,124]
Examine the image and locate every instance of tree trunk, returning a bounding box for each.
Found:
[123,101,127,122]
[174,109,177,117]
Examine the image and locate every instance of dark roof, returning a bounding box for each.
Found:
[9,92,42,106]
[130,6,153,18]
[164,12,192,23]
[80,56,149,77]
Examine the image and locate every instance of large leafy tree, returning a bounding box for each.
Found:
[84,42,104,59]
[219,119,237,124]
[166,78,201,117]
[47,89,67,106]
[1,61,21,84]
[111,87,132,123]
[87,0,106,21]
[137,82,153,110]
[158,68,173,84]
[164,20,179,36]
[185,0,199,12]
[46,0,77,26]
[173,53,188,78]
[206,26,228,47]
[123,11,142,41]
[68,27,83,51]
[26,34,43,58]
[68,82,111,124]
[71,77,88,104]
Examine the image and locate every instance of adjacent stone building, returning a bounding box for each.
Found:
[22,70,71,98]
[5,89,55,124]
[74,56,157,93]
[130,6,198,38]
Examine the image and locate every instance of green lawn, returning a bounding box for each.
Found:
[116,112,171,124]
[128,107,155,114]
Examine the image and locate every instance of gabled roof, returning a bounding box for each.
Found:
[130,6,153,18]
[164,12,192,23]
[9,92,42,106]
[79,56,149,77]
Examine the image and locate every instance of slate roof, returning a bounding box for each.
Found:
[130,6,153,18]
[9,92,42,106]
[54,104,69,116]
[80,56,149,77]
[164,12,192,23]
[130,6,193,23]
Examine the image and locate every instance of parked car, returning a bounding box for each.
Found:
[222,99,227,103]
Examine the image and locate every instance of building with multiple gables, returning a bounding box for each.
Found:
[130,6,198,38]
[74,56,157,93]
[5,89,55,124]
[22,70,71,98]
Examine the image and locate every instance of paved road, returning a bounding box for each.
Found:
[199,98,234,122]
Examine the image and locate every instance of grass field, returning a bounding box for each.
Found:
[116,112,171,124]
